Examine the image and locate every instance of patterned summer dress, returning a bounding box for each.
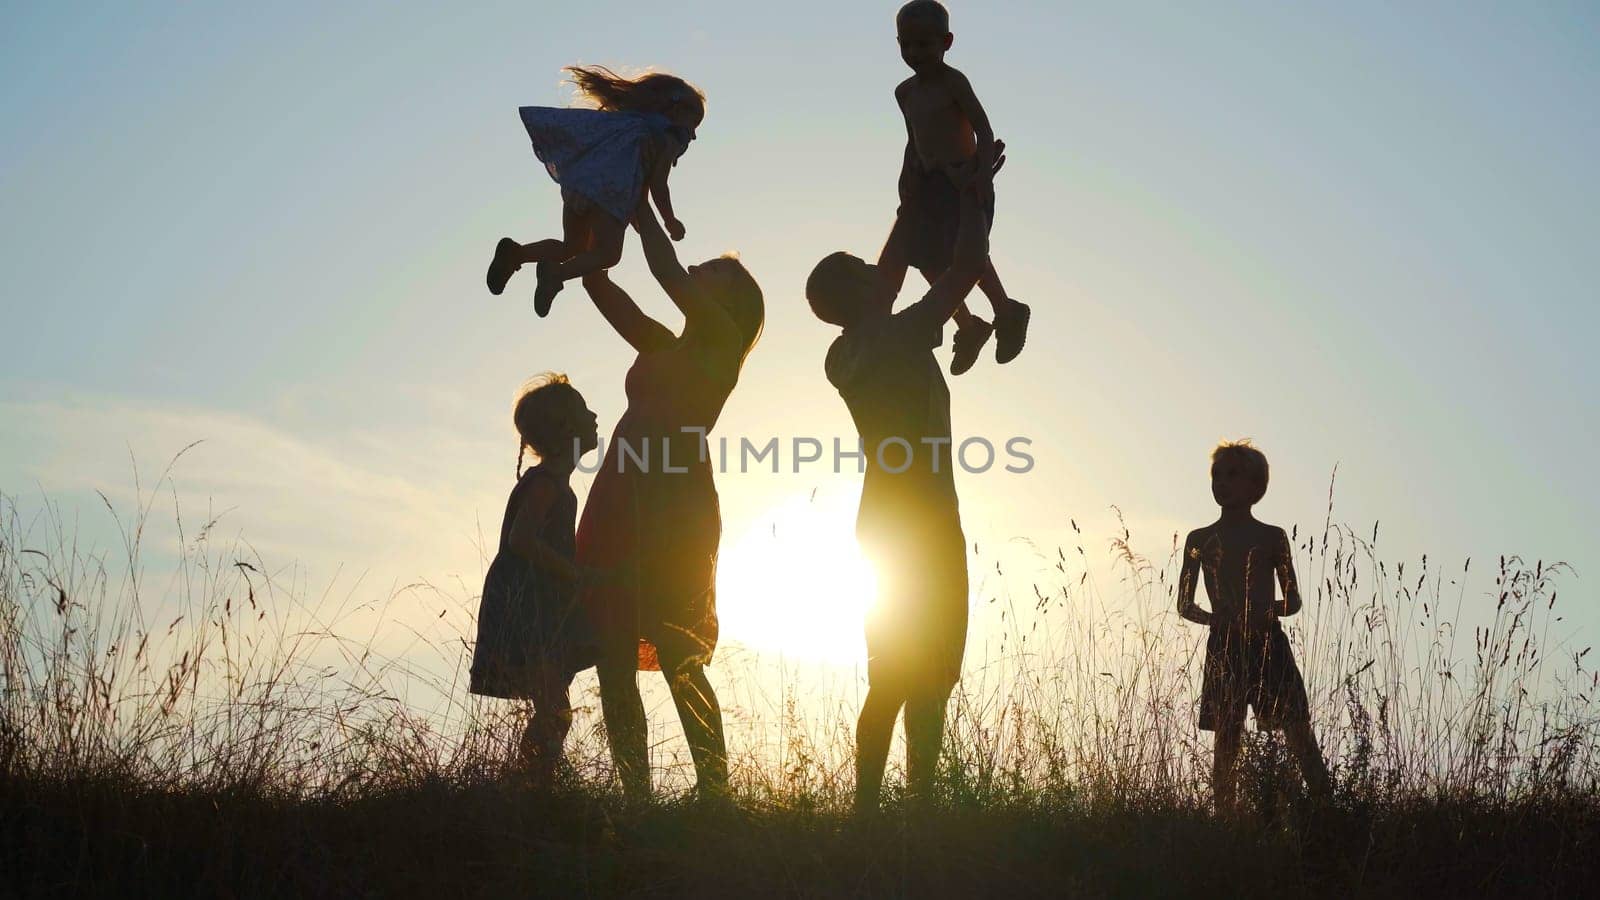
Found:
[519,107,690,223]
[470,464,595,698]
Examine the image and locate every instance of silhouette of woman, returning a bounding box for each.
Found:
[576,195,763,801]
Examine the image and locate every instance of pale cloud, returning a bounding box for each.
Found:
[0,385,506,590]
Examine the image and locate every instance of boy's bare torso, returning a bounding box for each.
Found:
[1188,519,1293,630]
[897,67,977,171]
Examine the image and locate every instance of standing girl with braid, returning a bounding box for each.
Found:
[487,66,705,317]
[469,374,600,788]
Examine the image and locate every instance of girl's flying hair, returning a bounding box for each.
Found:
[564,65,705,121]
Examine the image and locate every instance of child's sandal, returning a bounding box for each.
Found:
[994,300,1031,364]
[533,260,564,318]
[950,317,994,376]
[486,237,521,296]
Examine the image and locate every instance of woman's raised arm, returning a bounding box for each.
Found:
[633,193,723,327]
[581,269,675,355]
[631,191,752,382]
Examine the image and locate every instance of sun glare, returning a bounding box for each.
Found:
[716,487,877,664]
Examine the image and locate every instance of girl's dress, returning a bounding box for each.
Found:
[470,464,595,699]
[519,107,690,224]
[576,340,732,672]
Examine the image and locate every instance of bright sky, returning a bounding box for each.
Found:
[3,1,1597,675]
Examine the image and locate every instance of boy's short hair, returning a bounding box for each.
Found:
[1212,439,1270,504]
[806,251,869,327]
[897,0,950,32]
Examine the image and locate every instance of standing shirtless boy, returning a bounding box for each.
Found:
[1177,441,1332,813]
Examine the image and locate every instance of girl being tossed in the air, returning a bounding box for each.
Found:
[487,65,704,316]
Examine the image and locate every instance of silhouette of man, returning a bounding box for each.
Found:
[806,146,1000,811]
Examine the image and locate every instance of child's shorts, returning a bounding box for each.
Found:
[1198,623,1311,732]
[900,165,996,274]
[862,525,969,695]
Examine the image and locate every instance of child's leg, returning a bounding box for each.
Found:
[1212,720,1244,814]
[517,706,539,768]
[521,238,578,265]
[524,668,575,789]
[917,268,979,327]
[596,642,651,801]
[486,212,584,296]
[977,261,1010,317]
[549,211,624,284]
[658,647,729,797]
[1282,719,1332,801]
[854,685,905,812]
[922,266,995,376]
[904,683,953,802]
[984,260,1030,364]
[533,205,615,317]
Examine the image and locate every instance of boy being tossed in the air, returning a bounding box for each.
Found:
[893,0,1030,375]
[1177,441,1332,813]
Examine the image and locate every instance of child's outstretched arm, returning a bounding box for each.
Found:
[633,194,694,311]
[646,141,686,241]
[1177,531,1213,626]
[507,480,581,582]
[1273,527,1304,617]
[949,71,995,169]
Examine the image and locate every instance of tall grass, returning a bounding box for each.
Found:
[2,463,1596,896]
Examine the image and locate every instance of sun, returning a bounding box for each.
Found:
[716,487,878,664]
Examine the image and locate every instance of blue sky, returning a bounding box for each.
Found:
[3,1,1597,661]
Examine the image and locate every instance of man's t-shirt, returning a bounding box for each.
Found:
[825,292,963,550]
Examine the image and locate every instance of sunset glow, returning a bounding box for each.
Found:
[716,487,877,663]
